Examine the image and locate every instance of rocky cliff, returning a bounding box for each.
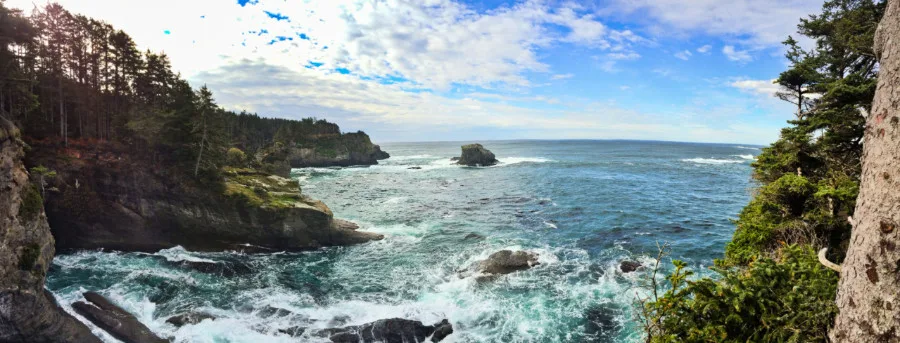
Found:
[257,132,390,175]
[0,118,100,343]
[25,139,383,253]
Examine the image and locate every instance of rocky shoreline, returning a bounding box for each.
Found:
[0,117,410,342]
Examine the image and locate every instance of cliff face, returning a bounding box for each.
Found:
[25,140,383,253]
[258,132,390,175]
[0,118,99,343]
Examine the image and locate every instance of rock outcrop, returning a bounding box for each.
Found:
[619,260,642,273]
[165,312,216,327]
[0,118,100,343]
[324,318,453,343]
[257,132,390,175]
[72,291,166,343]
[25,140,383,253]
[456,144,498,166]
[475,250,540,276]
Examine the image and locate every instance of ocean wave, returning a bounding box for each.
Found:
[681,158,746,165]
[734,146,759,150]
[498,157,553,166]
[157,246,219,263]
[387,154,435,160]
[732,154,755,160]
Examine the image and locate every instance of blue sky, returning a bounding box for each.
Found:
[9,0,825,144]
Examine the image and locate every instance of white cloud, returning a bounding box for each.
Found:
[730,79,778,96]
[198,60,777,144]
[674,50,692,60]
[606,0,821,48]
[607,52,641,60]
[722,45,752,62]
[551,73,574,80]
[697,44,712,53]
[4,0,648,91]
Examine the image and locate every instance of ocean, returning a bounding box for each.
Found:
[46,140,758,342]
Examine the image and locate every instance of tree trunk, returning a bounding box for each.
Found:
[831,0,900,341]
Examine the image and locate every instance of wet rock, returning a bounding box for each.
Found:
[257,305,294,318]
[325,318,453,343]
[165,312,216,327]
[476,250,540,275]
[72,292,166,343]
[407,166,422,170]
[463,233,485,241]
[619,261,642,273]
[449,157,460,161]
[456,144,498,166]
[278,326,306,337]
[431,319,454,341]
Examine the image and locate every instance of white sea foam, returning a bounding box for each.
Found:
[734,146,760,150]
[157,246,218,263]
[732,154,755,160]
[681,158,745,165]
[543,221,558,229]
[388,154,434,160]
[497,157,553,166]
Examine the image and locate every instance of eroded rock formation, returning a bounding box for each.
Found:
[0,118,100,343]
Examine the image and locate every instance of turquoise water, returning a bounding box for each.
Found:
[46,140,757,342]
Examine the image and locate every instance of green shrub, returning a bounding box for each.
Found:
[226,147,246,167]
[18,243,41,271]
[644,245,838,343]
[18,184,43,222]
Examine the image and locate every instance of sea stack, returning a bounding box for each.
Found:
[456,143,498,166]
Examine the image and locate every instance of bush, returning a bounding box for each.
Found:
[226,147,247,167]
[18,184,43,222]
[644,245,838,343]
[724,174,814,264]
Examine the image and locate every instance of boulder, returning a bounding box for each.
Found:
[619,261,642,273]
[324,318,453,343]
[0,117,101,343]
[476,250,540,275]
[456,144,498,166]
[165,312,216,327]
[72,292,166,343]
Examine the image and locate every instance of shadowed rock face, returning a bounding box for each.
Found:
[0,118,100,343]
[25,141,383,253]
[456,144,498,166]
[325,318,453,343]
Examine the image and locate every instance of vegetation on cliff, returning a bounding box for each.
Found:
[0,1,384,183]
[0,1,384,253]
[640,0,884,341]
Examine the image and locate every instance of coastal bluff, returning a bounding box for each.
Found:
[25,139,383,253]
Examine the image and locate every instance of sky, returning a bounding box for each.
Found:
[7,0,826,144]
